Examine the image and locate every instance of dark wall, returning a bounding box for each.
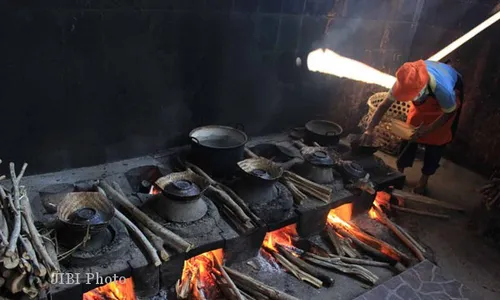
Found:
[0,0,499,175]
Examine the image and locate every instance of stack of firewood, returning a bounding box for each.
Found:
[477,171,500,210]
[0,160,59,299]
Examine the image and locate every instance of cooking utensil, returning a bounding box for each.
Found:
[305,120,343,146]
[237,158,284,184]
[57,192,115,234]
[189,124,248,176]
[154,171,210,222]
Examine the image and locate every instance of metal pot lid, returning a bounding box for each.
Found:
[68,207,105,225]
[301,147,334,167]
[155,171,211,200]
[189,125,248,149]
[305,120,343,136]
[341,160,366,178]
[163,179,201,198]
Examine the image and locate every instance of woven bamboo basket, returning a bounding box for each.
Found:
[359,92,411,154]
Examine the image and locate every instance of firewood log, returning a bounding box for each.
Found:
[20,188,59,275]
[5,163,27,258]
[212,253,245,300]
[207,186,253,225]
[224,267,301,300]
[99,181,192,252]
[19,236,46,277]
[372,205,425,262]
[391,189,465,211]
[6,270,27,294]
[276,244,334,287]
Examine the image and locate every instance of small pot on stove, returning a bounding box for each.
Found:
[304,120,343,146]
[336,160,367,183]
[154,171,210,222]
[57,192,115,234]
[237,158,283,186]
[296,147,336,184]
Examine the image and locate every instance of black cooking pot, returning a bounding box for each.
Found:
[189,125,248,176]
[304,120,343,146]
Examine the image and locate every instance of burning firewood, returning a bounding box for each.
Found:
[276,244,334,287]
[224,267,301,300]
[212,252,245,300]
[263,246,323,288]
[98,180,192,252]
[370,205,425,262]
[325,227,344,256]
[305,255,379,285]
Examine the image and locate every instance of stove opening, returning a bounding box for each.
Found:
[176,248,224,299]
[82,277,136,300]
[262,223,298,253]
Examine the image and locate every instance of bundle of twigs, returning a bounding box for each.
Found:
[0,160,60,298]
[477,171,500,210]
[97,180,192,256]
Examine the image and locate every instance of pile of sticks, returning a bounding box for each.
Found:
[244,148,332,204]
[327,220,410,270]
[477,171,500,210]
[97,180,192,266]
[183,162,260,234]
[0,161,59,298]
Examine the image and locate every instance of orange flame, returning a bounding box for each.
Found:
[149,185,161,195]
[262,224,298,253]
[327,203,401,261]
[368,207,378,219]
[83,277,136,300]
[326,203,353,230]
[177,249,223,300]
[374,191,391,210]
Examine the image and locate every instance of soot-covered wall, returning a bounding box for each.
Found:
[0,0,498,175]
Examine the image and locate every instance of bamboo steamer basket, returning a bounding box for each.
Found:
[358,92,411,154]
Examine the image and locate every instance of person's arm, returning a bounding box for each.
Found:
[365,96,395,133]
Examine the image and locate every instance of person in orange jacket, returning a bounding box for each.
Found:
[362,60,464,194]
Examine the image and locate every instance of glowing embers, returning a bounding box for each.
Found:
[82,277,136,300]
[175,249,224,300]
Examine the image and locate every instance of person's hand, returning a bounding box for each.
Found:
[360,129,374,146]
[410,125,431,141]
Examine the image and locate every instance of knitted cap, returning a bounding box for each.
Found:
[392,60,430,102]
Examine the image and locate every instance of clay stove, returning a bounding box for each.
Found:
[231,158,295,225]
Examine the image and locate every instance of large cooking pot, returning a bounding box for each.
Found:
[304,120,343,146]
[189,125,248,176]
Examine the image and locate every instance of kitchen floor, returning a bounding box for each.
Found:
[376,152,500,300]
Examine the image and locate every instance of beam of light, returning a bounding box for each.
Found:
[307,48,396,88]
[428,10,500,61]
[307,10,500,89]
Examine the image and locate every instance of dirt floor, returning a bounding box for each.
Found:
[377,152,500,300]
